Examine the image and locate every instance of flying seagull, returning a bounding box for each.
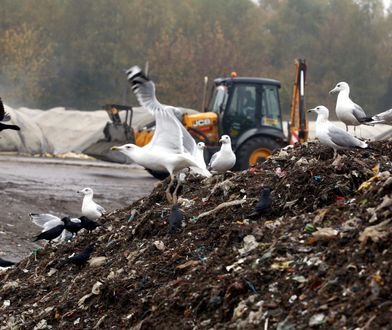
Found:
[0,97,20,132]
[77,188,106,220]
[308,105,368,158]
[111,66,211,203]
[208,135,236,172]
[329,82,369,134]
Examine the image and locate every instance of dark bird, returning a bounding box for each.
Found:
[67,245,94,266]
[0,258,15,267]
[249,187,272,219]
[61,216,83,237]
[33,224,65,242]
[79,216,102,232]
[0,97,20,132]
[169,204,184,233]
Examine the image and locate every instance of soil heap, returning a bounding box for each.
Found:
[1,141,391,329]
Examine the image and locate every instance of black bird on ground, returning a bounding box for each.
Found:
[169,204,184,233]
[0,258,15,267]
[67,245,94,266]
[61,217,83,237]
[79,216,102,232]
[248,187,272,219]
[0,97,20,132]
[33,224,65,242]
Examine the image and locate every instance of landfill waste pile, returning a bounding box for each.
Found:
[0,141,392,329]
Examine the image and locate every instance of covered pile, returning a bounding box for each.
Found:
[1,141,392,329]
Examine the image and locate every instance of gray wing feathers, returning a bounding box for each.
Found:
[208,152,219,168]
[328,126,366,148]
[351,103,367,121]
[29,213,61,228]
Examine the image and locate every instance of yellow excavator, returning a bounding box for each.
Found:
[84,59,308,178]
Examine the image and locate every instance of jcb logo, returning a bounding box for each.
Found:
[193,119,211,127]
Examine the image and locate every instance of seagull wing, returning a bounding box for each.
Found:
[70,217,82,223]
[351,103,367,122]
[95,203,106,214]
[126,66,197,156]
[0,98,10,122]
[208,151,220,168]
[372,109,392,124]
[29,213,61,228]
[327,124,364,148]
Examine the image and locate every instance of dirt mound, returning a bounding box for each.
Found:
[1,141,392,329]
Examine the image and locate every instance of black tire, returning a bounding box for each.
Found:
[145,168,170,180]
[235,136,281,170]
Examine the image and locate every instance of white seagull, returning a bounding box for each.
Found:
[329,82,369,134]
[29,213,75,241]
[111,66,211,203]
[77,188,106,220]
[308,105,368,158]
[196,142,207,170]
[208,135,236,172]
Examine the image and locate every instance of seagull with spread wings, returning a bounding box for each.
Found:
[112,66,210,203]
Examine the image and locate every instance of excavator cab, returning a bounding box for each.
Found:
[206,77,286,169]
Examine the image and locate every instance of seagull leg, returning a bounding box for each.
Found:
[172,177,182,205]
[345,125,348,132]
[165,175,175,203]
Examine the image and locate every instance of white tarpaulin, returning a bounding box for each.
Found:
[0,103,391,155]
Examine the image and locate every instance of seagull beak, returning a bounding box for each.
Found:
[111,146,120,151]
[329,87,338,95]
[307,108,315,113]
[219,138,223,143]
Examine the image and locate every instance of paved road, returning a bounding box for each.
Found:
[0,156,156,261]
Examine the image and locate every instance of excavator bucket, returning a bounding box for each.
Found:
[83,104,135,163]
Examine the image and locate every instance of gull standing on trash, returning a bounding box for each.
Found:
[208,135,236,172]
[111,66,211,203]
[77,188,106,220]
[329,82,369,134]
[196,142,207,170]
[308,106,368,158]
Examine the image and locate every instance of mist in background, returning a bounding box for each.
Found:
[0,0,392,118]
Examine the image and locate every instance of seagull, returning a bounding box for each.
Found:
[329,82,369,134]
[0,97,20,132]
[65,245,94,267]
[308,106,368,158]
[169,204,184,233]
[248,187,272,219]
[363,108,392,125]
[29,213,73,241]
[208,135,236,172]
[33,224,65,243]
[111,66,211,203]
[196,142,207,170]
[0,258,15,268]
[77,188,106,220]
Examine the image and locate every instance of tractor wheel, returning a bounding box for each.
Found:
[145,168,170,180]
[235,136,281,170]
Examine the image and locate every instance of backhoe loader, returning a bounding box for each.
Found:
[84,59,308,178]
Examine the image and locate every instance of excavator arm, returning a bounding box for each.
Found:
[289,59,308,144]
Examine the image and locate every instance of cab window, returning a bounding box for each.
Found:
[227,85,256,119]
[209,85,228,114]
[261,86,282,129]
